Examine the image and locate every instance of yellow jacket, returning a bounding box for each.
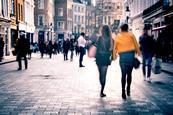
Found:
[112,32,141,60]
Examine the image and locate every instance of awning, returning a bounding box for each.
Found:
[152,25,167,31]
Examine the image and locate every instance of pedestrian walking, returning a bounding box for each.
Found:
[53,41,58,55]
[77,33,86,67]
[113,23,141,99]
[95,25,113,97]
[39,41,45,58]
[70,39,75,61]
[63,38,70,61]
[75,41,79,56]
[0,36,4,62]
[139,26,156,82]
[16,34,29,70]
[28,42,33,59]
[47,41,53,58]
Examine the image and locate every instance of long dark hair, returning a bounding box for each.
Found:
[101,25,113,51]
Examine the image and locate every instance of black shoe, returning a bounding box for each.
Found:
[127,90,130,96]
[79,65,85,67]
[100,93,106,97]
[18,68,22,71]
[122,92,126,99]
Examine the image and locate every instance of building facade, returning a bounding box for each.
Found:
[0,0,11,55]
[24,0,35,43]
[124,0,173,62]
[10,0,25,50]
[54,0,73,41]
[85,4,96,37]
[123,0,166,39]
[34,0,55,43]
[95,0,123,28]
[72,0,86,38]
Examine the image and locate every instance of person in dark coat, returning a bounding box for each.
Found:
[39,41,45,58]
[95,25,113,97]
[47,41,53,58]
[70,39,75,61]
[16,35,29,70]
[139,27,156,82]
[0,37,4,62]
[63,38,70,61]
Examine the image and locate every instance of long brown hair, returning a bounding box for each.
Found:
[101,25,113,51]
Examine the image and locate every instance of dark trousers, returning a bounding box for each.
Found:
[17,54,28,69]
[97,66,108,94]
[79,47,85,66]
[64,51,68,60]
[120,64,133,92]
[142,54,152,78]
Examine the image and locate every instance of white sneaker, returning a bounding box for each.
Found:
[146,77,152,83]
[143,76,147,81]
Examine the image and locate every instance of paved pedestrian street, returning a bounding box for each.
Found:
[0,54,173,115]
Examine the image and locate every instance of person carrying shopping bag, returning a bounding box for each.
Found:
[113,23,141,99]
[92,25,113,97]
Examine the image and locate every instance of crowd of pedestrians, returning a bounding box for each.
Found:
[0,22,171,100]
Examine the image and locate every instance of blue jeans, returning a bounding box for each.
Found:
[142,53,153,78]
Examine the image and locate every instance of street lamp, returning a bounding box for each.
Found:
[125,6,130,24]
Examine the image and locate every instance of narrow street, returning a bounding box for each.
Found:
[0,54,173,114]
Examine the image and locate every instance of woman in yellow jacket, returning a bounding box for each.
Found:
[113,24,141,99]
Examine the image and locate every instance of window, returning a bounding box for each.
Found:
[104,16,107,24]
[57,21,64,29]
[75,6,77,11]
[78,16,80,23]
[78,6,80,12]
[82,8,84,13]
[21,5,24,21]
[38,15,44,26]
[38,0,44,9]
[75,15,77,22]
[58,8,63,16]
[82,16,84,23]
[11,0,15,15]
[18,4,20,20]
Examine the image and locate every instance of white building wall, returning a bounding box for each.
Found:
[72,2,86,35]
[123,0,160,39]
[25,0,35,33]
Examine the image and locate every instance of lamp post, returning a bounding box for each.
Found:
[125,6,130,24]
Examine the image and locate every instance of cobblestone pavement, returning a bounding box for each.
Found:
[0,54,173,115]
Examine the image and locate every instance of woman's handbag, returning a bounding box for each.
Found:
[88,45,97,58]
[12,49,17,56]
[133,57,140,69]
[152,58,162,74]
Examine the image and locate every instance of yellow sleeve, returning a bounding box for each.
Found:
[112,38,117,60]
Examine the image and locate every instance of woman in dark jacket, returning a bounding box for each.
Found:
[95,25,113,97]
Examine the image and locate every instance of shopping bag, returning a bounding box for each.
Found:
[88,45,97,58]
[152,58,162,74]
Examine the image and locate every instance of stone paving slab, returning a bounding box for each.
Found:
[0,54,173,114]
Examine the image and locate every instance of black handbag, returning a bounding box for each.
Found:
[133,57,140,69]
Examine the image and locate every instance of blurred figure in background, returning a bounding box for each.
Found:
[78,33,86,67]
[139,27,156,82]
[16,34,29,70]
[0,36,4,62]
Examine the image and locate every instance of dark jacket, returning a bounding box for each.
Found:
[96,37,112,66]
[16,38,29,56]
[139,33,155,55]
[0,38,4,57]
